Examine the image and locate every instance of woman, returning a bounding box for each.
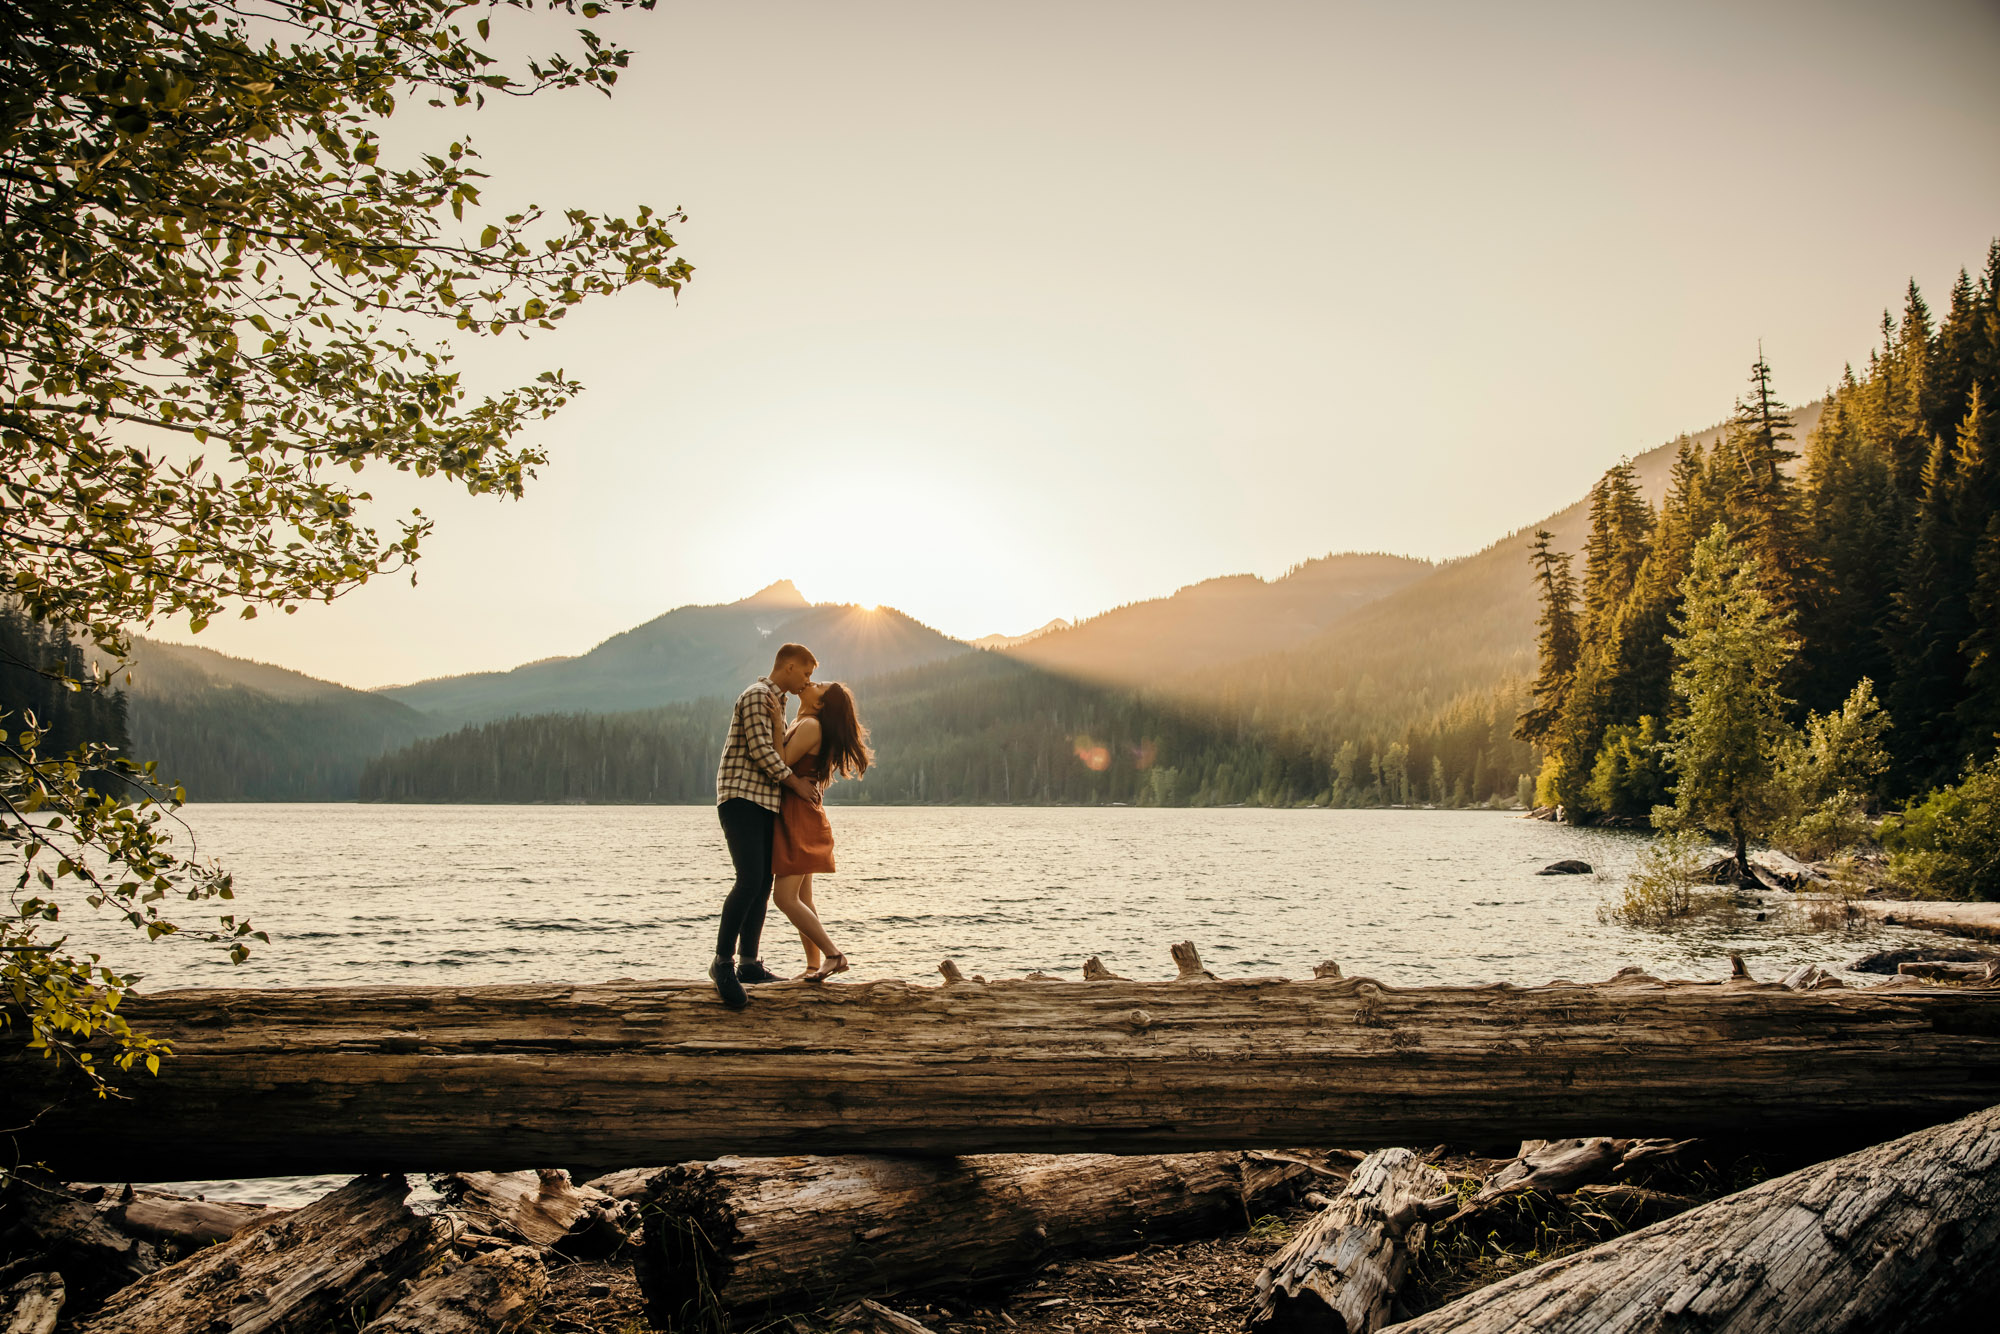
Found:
[772,680,872,980]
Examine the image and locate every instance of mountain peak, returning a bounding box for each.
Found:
[739,579,809,609]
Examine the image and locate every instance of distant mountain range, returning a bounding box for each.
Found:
[970,619,1070,651]
[377,580,970,726]
[111,402,1821,800]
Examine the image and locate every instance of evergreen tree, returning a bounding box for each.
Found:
[1514,529,1580,750]
[1660,524,1799,878]
[1717,351,1806,607]
[1548,464,1654,813]
[1795,378,1900,714]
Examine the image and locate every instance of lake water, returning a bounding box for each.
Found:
[89,804,1935,1205]
[94,804,1923,992]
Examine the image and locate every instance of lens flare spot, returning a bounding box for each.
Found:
[1073,735,1111,772]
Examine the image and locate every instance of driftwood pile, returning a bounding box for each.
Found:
[8,945,2000,1333]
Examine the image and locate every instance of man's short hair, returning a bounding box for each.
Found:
[773,642,817,671]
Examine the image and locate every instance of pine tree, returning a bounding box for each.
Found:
[1515,530,1580,750]
[1951,387,2000,758]
[1661,524,1799,878]
[1718,350,1806,608]
[1795,377,1901,714]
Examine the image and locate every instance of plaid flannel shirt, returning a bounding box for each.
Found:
[715,678,793,811]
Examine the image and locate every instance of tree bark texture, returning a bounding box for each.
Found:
[0,1175,156,1315]
[633,1150,1321,1330]
[75,1174,446,1334]
[434,1170,609,1250]
[113,1191,283,1249]
[1247,1148,1449,1334]
[1380,1101,2000,1334]
[2,1273,63,1334]
[357,1246,546,1334]
[8,969,2000,1179]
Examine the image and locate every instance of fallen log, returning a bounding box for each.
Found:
[434,1170,609,1250]
[357,1246,546,1334]
[114,1188,283,1249]
[76,1174,446,1334]
[2,1273,63,1334]
[10,953,2000,1179]
[0,1174,156,1316]
[1900,959,2000,985]
[1381,1100,2000,1333]
[1247,1148,1448,1334]
[633,1150,1319,1330]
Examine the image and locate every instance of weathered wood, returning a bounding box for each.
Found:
[358,1246,546,1334]
[0,1174,155,1315]
[831,1298,941,1334]
[633,1150,1318,1329]
[2,1273,63,1334]
[1170,940,1217,980]
[76,1174,446,1334]
[1082,956,1127,981]
[1381,1101,2000,1334]
[434,1170,607,1250]
[115,1190,282,1248]
[1900,959,2000,984]
[11,965,2000,1179]
[1475,1138,1624,1203]
[1247,1148,1448,1334]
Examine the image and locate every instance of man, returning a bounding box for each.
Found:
[711,642,821,1009]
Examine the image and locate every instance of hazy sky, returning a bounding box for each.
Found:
[162,0,2000,689]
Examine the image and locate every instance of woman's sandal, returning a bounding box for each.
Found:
[808,953,849,982]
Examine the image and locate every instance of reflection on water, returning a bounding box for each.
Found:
[72,804,1932,1205]
[91,804,1919,991]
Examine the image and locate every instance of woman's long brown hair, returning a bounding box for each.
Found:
[814,683,872,784]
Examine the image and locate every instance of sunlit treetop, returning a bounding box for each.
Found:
[0,0,688,652]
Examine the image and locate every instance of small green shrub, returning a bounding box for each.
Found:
[1882,755,2000,901]
[1775,792,1876,861]
[1602,829,1716,927]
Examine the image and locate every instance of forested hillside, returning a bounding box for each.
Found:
[360,651,1522,808]
[380,582,970,725]
[0,604,129,774]
[111,638,441,800]
[1524,242,2000,820]
[1007,552,1432,682]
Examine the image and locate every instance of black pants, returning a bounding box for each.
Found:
[716,798,777,959]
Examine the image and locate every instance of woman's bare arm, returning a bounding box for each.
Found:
[782,716,823,766]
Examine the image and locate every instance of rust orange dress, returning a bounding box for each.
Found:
[773,750,835,876]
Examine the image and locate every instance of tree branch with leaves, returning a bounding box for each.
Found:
[1,0,686,1088]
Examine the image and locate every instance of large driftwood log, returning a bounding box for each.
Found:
[1381,1101,2000,1334]
[357,1246,546,1334]
[10,958,2000,1178]
[634,1150,1322,1330]
[76,1174,446,1334]
[1247,1149,1449,1334]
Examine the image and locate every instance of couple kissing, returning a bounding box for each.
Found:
[709,642,872,1010]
